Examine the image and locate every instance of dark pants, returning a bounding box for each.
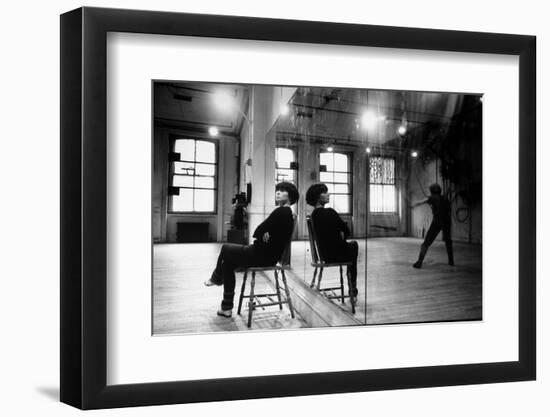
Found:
[418,221,454,265]
[212,243,272,310]
[324,240,359,297]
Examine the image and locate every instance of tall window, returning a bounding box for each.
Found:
[170,138,217,213]
[275,147,297,184]
[319,152,352,214]
[369,156,396,213]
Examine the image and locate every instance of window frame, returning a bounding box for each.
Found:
[275,146,299,185]
[168,135,219,214]
[319,150,353,215]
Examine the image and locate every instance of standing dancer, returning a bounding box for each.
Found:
[411,183,454,268]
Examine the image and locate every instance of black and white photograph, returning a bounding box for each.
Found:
[152,81,483,334]
[1,0,544,414]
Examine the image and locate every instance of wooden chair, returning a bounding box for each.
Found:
[306,216,356,314]
[237,241,295,328]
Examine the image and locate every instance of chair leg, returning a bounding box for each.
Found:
[237,270,248,315]
[316,267,324,290]
[339,265,345,304]
[281,270,295,319]
[310,267,318,288]
[274,270,283,310]
[247,271,256,328]
[347,270,356,314]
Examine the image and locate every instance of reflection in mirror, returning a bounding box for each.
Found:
[364,90,483,324]
[152,81,482,335]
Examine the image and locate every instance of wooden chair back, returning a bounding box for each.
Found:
[306,216,322,264]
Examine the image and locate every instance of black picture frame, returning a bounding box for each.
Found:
[60,6,536,410]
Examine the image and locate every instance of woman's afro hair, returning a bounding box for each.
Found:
[305,183,328,206]
[275,181,300,205]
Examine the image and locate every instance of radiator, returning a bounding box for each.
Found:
[176,222,210,243]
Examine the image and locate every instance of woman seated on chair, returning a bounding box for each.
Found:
[306,183,358,301]
[204,182,299,318]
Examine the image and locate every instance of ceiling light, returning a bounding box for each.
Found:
[411,151,418,158]
[361,110,379,130]
[365,147,372,153]
[327,146,334,152]
[398,125,407,135]
[209,126,219,137]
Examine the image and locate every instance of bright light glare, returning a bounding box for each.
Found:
[327,146,334,152]
[366,147,372,153]
[209,126,219,137]
[370,184,396,213]
[411,151,418,158]
[214,91,235,112]
[398,125,407,135]
[280,104,289,116]
[361,110,379,129]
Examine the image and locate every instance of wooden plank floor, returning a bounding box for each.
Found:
[292,238,482,324]
[153,243,307,335]
[363,238,482,324]
[153,237,482,335]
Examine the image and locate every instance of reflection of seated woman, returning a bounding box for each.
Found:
[306,183,358,301]
[204,182,299,317]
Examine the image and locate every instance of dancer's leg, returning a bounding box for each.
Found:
[442,224,454,265]
[414,221,441,268]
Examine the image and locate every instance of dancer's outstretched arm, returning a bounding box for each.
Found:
[409,198,429,208]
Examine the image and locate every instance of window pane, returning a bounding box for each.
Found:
[334,183,349,194]
[195,163,215,176]
[320,153,333,171]
[276,148,295,169]
[194,189,215,212]
[276,169,295,183]
[333,153,348,171]
[319,172,333,183]
[195,141,215,163]
[171,188,193,212]
[334,173,349,183]
[370,184,396,212]
[171,138,217,213]
[173,161,195,175]
[333,194,349,213]
[174,139,195,160]
[325,183,335,194]
[194,176,215,189]
[172,175,194,187]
